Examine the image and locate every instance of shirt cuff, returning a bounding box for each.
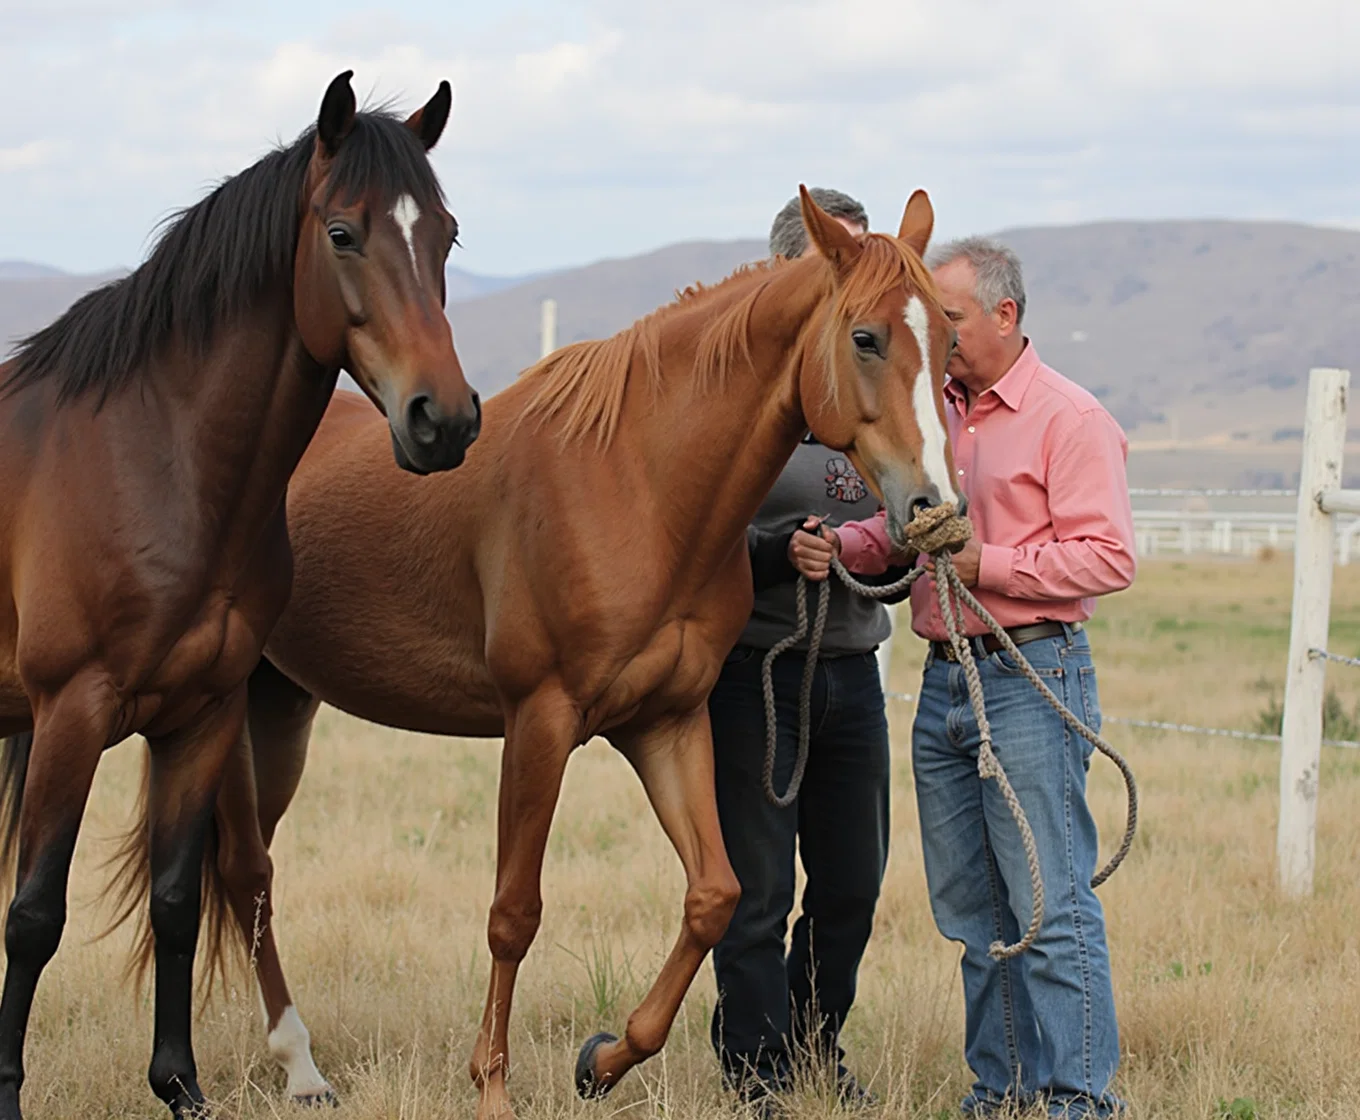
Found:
[834,525,871,573]
[977,543,1015,593]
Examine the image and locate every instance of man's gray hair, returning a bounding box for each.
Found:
[768,188,869,260]
[927,237,1027,324]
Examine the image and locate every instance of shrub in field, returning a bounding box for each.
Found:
[1254,686,1360,741]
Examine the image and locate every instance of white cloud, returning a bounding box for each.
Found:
[0,0,1356,275]
[0,140,59,172]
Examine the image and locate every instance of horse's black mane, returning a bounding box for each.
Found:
[2,109,445,407]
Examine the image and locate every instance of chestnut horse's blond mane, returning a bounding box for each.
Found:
[520,233,939,449]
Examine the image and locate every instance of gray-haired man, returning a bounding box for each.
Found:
[906,237,1135,1116]
[767,187,867,260]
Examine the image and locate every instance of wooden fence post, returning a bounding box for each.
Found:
[1278,368,1350,897]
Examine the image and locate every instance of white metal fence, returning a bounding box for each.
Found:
[1132,508,1360,562]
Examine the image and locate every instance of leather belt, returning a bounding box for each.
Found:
[930,620,1081,663]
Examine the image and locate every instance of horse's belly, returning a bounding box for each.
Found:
[267,611,503,738]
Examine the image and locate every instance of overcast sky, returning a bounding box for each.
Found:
[2,0,1357,278]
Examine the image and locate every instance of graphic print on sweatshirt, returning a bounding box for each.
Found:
[825,456,868,503]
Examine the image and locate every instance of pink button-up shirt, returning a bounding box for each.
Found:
[835,341,1136,641]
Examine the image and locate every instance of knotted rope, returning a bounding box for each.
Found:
[761,503,1138,960]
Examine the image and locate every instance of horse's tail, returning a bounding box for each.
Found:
[97,743,243,1002]
[0,730,34,893]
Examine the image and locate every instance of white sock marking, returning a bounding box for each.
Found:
[264,1001,331,1099]
[904,295,958,504]
[391,193,422,285]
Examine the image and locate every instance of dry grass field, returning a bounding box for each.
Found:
[14,555,1360,1119]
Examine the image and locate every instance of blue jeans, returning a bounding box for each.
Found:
[708,645,890,1093]
[911,626,1122,1118]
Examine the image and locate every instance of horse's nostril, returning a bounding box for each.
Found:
[463,392,483,439]
[907,486,948,522]
[406,394,440,446]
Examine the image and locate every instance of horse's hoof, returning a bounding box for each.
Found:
[574,1031,619,1099]
[292,1087,339,1109]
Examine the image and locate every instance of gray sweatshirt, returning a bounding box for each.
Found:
[739,435,915,655]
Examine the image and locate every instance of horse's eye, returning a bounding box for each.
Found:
[851,330,879,354]
[328,226,357,251]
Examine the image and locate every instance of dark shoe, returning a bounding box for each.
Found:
[835,1067,879,1110]
[735,1081,788,1119]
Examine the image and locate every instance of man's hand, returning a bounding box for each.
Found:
[788,515,841,581]
[925,533,982,587]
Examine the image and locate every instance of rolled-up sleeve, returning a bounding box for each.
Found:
[835,510,893,575]
[976,409,1136,600]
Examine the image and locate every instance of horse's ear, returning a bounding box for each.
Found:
[406,80,453,152]
[800,185,862,276]
[317,70,357,158]
[898,189,934,258]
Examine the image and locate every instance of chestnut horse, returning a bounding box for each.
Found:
[119,188,958,1117]
[0,71,479,1119]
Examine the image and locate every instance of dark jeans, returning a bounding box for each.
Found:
[707,643,890,1092]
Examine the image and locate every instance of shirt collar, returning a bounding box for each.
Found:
[944,339,1041,413]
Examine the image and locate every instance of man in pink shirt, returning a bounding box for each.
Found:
[834,237,1135,1116]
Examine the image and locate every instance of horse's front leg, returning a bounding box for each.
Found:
[0,676,114,1120]
[144,687,248,1119]
[470,689,578,1120]
[575,705,741,1095]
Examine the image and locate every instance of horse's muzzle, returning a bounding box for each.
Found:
[391,390,481,474]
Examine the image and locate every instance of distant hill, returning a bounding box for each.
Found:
[444,265,544,304]
[0,262,68,281]
[996,221,1360,439]
[6,221,1360,490]
[0,268,129,353]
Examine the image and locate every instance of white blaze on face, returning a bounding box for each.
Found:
[904,295,958,504]
[391,194,422,284]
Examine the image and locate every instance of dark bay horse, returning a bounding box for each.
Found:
[0,71,479,1118]
[122,188,958,1118]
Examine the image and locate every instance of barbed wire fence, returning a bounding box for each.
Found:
[881,691,1360,751]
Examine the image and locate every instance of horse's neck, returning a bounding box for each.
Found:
[633,261,827,574]
[120,298,335,550]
